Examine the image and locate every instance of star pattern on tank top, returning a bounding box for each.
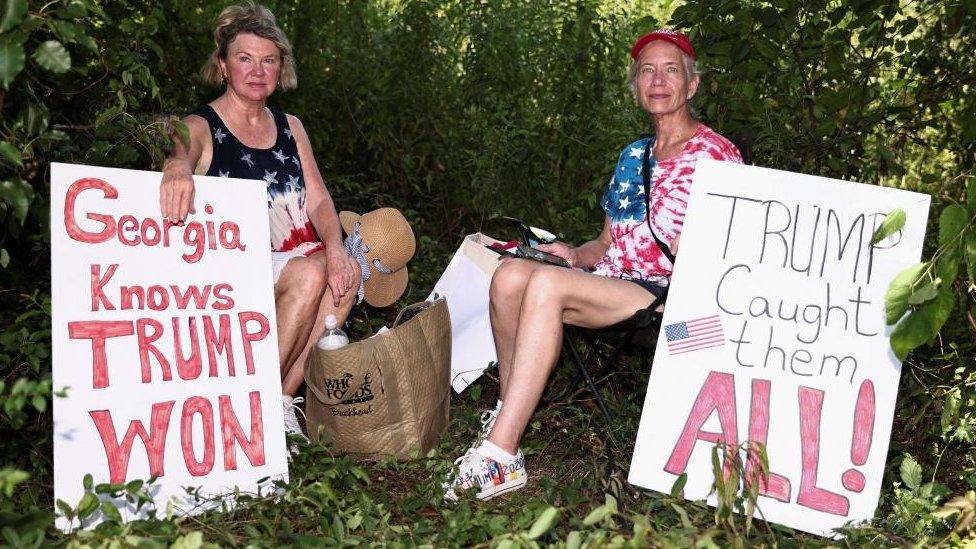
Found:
[273,149,287,163]
[286,174,300,190]
[263,170,278,185]
[292,156,300,169]
[214,127,226,144]
[241,153,254,167]
[284,128,293,140]
[218,170,229,178]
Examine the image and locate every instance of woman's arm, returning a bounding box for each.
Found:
[160,115,209,222]
[287,114,358,304]
[536,216,612,269]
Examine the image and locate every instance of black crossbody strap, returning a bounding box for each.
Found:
[641,137,676,264]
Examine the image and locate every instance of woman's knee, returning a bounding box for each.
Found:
[522,268,569,306]
[278,258,327,298]
[490,260,533,302]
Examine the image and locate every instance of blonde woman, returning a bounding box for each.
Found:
[159,3,359,444]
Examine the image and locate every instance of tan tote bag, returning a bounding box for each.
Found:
[304,299,451,459]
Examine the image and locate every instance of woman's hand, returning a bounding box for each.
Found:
[160,158,197,223]
[536,242,581,268]
[325,246,359,306]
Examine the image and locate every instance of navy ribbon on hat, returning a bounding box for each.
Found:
[343,222,396,304]
[344,223,371,304]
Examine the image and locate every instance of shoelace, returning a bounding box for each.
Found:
[450,447,488,488]
[283,396,307,433]
[477,408,498,440]
[453,446,484,469]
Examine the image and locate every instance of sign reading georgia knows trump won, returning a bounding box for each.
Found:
[50,163,289,530]
[628,159,930,537]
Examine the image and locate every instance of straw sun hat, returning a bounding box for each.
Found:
[340,208,416,307]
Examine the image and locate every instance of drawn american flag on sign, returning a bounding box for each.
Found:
[664,314,725,355]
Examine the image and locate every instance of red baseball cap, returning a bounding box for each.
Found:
[630,29,697,60]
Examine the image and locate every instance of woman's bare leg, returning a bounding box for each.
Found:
[487,268,656,454]
[280,251,360,396]
[488,259,545,398]
[274,256,328,396]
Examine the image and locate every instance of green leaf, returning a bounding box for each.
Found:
[99,500,122,523]
[566,531,583,549]
[83,474,93,491]
[0,248,9,269]
[31,394,46,412]
[0,34,27,88]
[582,505,610,526]
[670,472,688,497]
[0,179,33,225]
[938,204,968,263]
[0,0,26,34]
[55,499,74,519]
[77,492,99,519]
[889,286,954,359]
[871,208,906,245]
[884,262,928,324]
[526,506,559,540]
[0,141,21,167]
[95,105,123,128]
[33,40,71,73]
[941,389,961,435]
[171,531,203,549]
[900,454,922,490]
[907,279,940,305]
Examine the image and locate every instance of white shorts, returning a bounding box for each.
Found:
[272,241,324,283]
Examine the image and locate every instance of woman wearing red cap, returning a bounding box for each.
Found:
[444,29,742,501]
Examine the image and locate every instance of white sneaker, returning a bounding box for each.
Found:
[443,443,527,502]
[282,395,308,447]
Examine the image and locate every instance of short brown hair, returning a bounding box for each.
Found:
[200,2,297,90]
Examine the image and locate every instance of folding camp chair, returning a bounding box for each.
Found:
[556,293,666,425]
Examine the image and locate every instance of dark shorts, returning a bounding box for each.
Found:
[625,277,668,298]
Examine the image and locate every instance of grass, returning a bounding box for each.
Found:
[50,355,870,547]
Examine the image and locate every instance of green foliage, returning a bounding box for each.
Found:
[886,184,976,359]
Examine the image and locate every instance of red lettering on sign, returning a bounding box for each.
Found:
[173,317,203,380]
[64,178,116,243]
[137,318,172,383]
[664,371,739,476]
[89,401,175,483]
[219,392,266,470]
[797,386,849,515]
[181,396,215,476]
[239,312,270,376]
[90,264,118,311]
[203,314,235,377]
[68,320,135,389]
[744,378,792,502]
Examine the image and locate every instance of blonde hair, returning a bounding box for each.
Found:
[200,2,297,90]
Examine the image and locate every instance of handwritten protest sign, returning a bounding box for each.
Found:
[628,160,930,536]
[51,163,288,530]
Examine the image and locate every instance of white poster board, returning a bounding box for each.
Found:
[429,233,502,393]
[628,160,930,537]
[51,163,289,530]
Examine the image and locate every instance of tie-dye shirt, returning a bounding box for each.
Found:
[592,124,742,284]
[194,105,324,257]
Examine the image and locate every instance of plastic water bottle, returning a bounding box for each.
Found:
[316,314,348,350]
